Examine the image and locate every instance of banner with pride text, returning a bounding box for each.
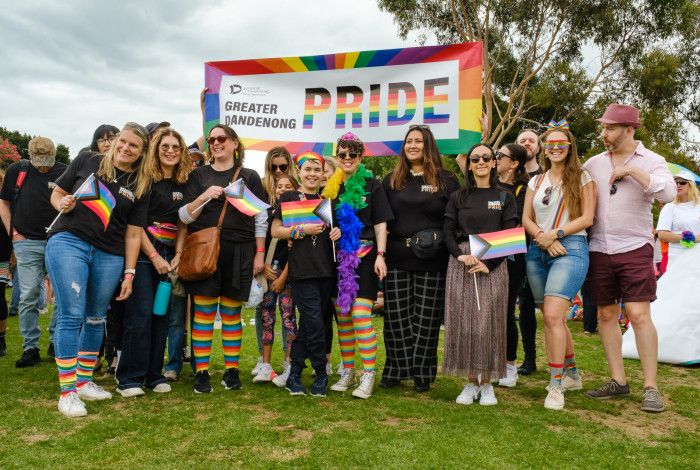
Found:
[204,43,482,157]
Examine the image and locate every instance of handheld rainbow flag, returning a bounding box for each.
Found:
[469,227,527,260]
[80,179,117,231]
[281,199,324,227]
[313,198,333,227]
[147,222,178,246]
[224,178,270,216]
[45,173,101,232]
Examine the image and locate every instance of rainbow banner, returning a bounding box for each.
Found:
[224,178,270,216]
[469,227,527,260]
[204,43,482,156]
[78,177,116,231]
[281,199,324,227]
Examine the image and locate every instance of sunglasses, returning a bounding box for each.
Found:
[610,178,621,195]
[337,151,360,160]
[542,186,553,205]
[160,144,181,153]
[676,180,689,186]
[469,154,494,163]
[271,163,289,172]
[494,151,511,161]
[206,135,229,145]
[544,140,571,149]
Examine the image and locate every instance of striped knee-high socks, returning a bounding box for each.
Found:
[56,357,77,397]
[351,298,377,372]
[336,302,356,369]
[76,351,98,388]
[192,296,217,372]
[220,297,242,369]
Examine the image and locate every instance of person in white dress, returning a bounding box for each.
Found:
[656,170,700,268]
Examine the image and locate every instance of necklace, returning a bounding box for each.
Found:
[113,170,132,184]
[410,169,424,176]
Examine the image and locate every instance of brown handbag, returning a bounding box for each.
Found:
[178,168,240,281]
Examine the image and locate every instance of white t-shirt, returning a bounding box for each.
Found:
[656,201,700,265]
[529,170,593,235]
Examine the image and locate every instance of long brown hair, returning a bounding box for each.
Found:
[148,127,192,185]
[540,128,585,219]
[389,126,444,190]
[97,122,151,198]
[262,146,296,204]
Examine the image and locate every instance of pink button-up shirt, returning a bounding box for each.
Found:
[583,141,676,255]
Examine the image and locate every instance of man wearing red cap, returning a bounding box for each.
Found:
[582,104,675,412]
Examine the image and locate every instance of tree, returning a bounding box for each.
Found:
[377,0,700,154]
[0,127,70,165]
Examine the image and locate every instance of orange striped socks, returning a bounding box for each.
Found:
[351,298,377,372]
[192,296,217,372]
[56,357,77,397]
[76,351,98,388]
[220,297,242,369]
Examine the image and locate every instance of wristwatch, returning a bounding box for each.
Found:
[556,229,565,240]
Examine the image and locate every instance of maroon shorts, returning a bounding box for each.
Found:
[586,243,657,307]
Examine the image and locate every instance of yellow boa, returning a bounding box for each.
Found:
[321,168,345,200]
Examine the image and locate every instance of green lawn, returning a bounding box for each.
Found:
[0,304,698,469]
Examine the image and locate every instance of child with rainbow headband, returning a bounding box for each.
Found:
[271,152,341,397]
[323,132,393,399]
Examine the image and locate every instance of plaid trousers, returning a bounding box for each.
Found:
[382,269,446,381]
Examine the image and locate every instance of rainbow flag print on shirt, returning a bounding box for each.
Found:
[469,227,527,260]
[281,199,324,227]
[224,179,270,216]
[75,174,116,231]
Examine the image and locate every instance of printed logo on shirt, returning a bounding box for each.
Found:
[172,191,183,202]
[421,185,438,193]
[119,187,135,202]
[361,196,367,203]
[48,182,57,190]
[488,200,502,210]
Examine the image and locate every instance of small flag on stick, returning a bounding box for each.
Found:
[224,178,270,216]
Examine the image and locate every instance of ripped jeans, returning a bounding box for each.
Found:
[45,232,124,360]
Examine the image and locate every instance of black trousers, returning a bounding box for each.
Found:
[581,284,597,333]
[289,278,333,377]
[518,280,537,361]
[506,256,526,362]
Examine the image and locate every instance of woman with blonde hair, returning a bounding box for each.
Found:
[656,171,700,268]
[522,122,595,410]
[46,122,152,417]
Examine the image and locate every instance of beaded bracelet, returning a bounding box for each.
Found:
[290,224,306,240]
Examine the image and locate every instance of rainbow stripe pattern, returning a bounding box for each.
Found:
[313,198,333,226]
[56,357,77,397]
[551,199,568,229]
[356,240,374,258]
[469,227,527,260]
[205,43,482,156]
[224,178,270,216]
[280,199,323,227]
[147,222,178,246]
[78,178,116,231]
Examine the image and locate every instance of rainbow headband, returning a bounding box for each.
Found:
[294,151,325,169]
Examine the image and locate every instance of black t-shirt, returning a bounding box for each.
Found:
[528,166,543,178]
[332,177,394,240]
[382,170,461,272]
[273,191,335,282]
[50,151,149,256]
[265,206,289,269]
[444,187,518,271]
[147,178,188,226]
[0,161,67,240]
[183,165,264,243]
[498,182,527,222]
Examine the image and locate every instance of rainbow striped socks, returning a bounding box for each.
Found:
[192,296,217,372]
[56,357,77,397]
[549,363,564,388]
[76,351,98,388]
[220,297,242,369]
[336,302,356,370]
[352,298,377,372]
[564,353,580,378]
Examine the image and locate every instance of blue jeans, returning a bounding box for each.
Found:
[45,232,124,361]
[525,235,589,305]
[165,293,187,374]
[11,267,46,312]
[13,239,55,350]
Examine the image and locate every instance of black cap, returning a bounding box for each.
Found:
[145,121,171,136]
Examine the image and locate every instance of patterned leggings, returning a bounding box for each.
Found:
[336,297,377,372]
[191,296,242,372]
[260,290,297,350]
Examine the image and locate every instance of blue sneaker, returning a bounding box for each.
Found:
[285,374,306,396]
[310,375,328,397]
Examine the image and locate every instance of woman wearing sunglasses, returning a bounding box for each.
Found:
[443,143,518,406]
[656,171,700,268]
[179,124,267,394]
[522,124,595,410]
[381,125,460,392]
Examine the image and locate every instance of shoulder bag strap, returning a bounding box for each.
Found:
[216,167,241,229]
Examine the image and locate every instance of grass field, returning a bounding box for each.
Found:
[0,305,698,469]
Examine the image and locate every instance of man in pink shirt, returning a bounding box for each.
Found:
[583,104,675,412]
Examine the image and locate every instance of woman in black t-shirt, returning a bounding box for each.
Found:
[179,124,267,394]
[380,125,460,393]
[46,122,152,418]
[117,127,191,397]
[443,143,518,406]
[322,132,393,399]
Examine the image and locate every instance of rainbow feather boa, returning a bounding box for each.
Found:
[681,230,696,248]
[322,164,372,314]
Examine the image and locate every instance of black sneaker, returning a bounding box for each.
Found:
[517,359,537,376]
[585,379,630,399]
[413,378,430,393]
[379,377,401,388]
[0,335,6,357]
[285,374,306,396]
[221,368,242,390]
[47,342,55,358]
[15,347,41,368]
[310,375,328,397]
[194,371,213,394]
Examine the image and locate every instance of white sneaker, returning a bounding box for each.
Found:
[479,384,498,406]
[326,361,333,376]
[116,386,145,398]
[456,383,479,405]
[272,361,291,388]
[544,385,565,410]
[152,383,171,393]
[330,368,355,392]
[164,370,178,382]
[57,392,87,418]
[253,363,277,383]
[498,364,518,388]
[351,371,375,399]
[77,381,113,401]
[561,373,582,391]
[336,362,344,376]
[251,356,263,376]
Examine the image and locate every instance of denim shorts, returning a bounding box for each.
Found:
[525,235,589,304]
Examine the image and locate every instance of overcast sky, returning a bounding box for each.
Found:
[0,0,430,174]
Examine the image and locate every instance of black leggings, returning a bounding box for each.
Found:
[0,282,7,321]
[518,280,537,360]
[506,257,526,362]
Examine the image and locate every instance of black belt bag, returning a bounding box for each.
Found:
[405,229,444,259]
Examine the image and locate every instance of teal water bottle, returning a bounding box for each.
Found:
[153,280,172,316]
